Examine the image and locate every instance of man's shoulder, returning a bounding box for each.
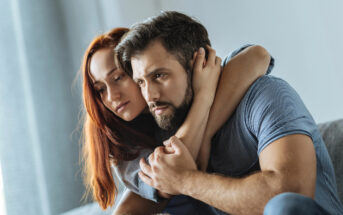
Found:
[243,75,295,105]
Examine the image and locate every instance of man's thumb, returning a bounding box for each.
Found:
[169,136,184,153]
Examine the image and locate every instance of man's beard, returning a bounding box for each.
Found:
[149,85,193,130]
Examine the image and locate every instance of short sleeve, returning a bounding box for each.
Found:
[114,149,162,202]
[245,76,317,154]
[222,44,275,75]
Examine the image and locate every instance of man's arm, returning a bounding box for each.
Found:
[140,134,316,215]
[114,45,271,213]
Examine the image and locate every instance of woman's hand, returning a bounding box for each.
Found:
[192,46,222,105]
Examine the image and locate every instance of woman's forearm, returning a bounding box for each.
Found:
[175,45,271,167]
[198,45,271,170]
[174,95,212,160]
[205,45,270,138]
[173,46,221,160]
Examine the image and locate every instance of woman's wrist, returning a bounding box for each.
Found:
[193,90,215,108]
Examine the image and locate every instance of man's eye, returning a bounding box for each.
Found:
[154,73,165,79]
[136,80,143,86]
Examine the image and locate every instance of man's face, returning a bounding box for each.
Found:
[131,40,192,130]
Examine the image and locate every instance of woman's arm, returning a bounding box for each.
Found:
[173,46,222,159]
[197,45,271,170]
[174,45,271,168]
[115,46,271,214]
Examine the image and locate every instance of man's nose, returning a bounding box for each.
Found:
[143,82,160,103]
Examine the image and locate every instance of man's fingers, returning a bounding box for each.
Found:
[163,139,171,147]
[169,136,187,154]
[164,146,175,154]
[138,171,153,187]
[154,146,165,161]
[140,158,153,176]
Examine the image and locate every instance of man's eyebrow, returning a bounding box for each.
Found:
[146,68,169,78]
[133,67,170,83]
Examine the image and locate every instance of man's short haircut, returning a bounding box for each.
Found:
[116,11,211,76]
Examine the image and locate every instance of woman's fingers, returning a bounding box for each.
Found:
[215,56,222,66]
[193,47,205,72]
[206,45,216,66]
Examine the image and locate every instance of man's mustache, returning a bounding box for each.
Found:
[149,101,173,110]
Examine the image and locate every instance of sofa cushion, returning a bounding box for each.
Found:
[318,119,343,203]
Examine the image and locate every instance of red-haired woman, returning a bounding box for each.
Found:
[81,27,271,214]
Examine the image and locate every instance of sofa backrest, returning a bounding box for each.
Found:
[318,119,343,203]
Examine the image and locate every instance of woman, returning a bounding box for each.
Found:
[81,27,271,213]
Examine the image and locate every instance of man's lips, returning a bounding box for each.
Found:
[115,101,129,112]
[153,105,168,115]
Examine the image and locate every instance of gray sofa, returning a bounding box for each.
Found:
[62,119,343,215]
[318,119,343,201]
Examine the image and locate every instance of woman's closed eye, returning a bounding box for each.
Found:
[113,72,129,82]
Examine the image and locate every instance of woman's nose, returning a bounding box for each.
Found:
[106,86,121,102]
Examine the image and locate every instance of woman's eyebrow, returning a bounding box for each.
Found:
[93,67,117,85]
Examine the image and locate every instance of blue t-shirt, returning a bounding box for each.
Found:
[207,75,343,215]
[115,45,343,215]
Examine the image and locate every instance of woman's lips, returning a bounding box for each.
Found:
[116,101,129,113]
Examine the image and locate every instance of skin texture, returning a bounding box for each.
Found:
[89,48,147,121]
[114,45,272,214]
[140,134,316,215]
[131,40,193,130]
[132,43,222,199]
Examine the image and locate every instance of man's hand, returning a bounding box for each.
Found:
[139,136,197,195]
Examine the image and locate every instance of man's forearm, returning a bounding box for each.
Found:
[180,170,290,215]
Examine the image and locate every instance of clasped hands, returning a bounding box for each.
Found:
[139,136,197,196]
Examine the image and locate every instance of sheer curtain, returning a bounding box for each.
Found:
[0,0,159,214]
[0,0,87,214]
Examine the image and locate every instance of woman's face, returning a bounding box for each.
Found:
[89,48,147,121]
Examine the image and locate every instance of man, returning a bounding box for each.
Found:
[115,11,343,214]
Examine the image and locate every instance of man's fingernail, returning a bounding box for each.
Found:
[199,47,205,54]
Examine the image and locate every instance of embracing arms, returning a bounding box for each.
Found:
[175,45,271,168]
[114,45,271,214]
[141,134,316,215]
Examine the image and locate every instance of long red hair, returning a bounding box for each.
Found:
[81,27,157,209]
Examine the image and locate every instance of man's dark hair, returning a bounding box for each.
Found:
[116,11,211,76]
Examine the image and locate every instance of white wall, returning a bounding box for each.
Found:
[153,0,343,123]
[2,1,335,213]
[63,0,342,123]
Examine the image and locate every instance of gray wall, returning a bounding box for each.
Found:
[0,1,342,215]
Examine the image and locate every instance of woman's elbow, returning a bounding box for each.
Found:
[250,45,271,76]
